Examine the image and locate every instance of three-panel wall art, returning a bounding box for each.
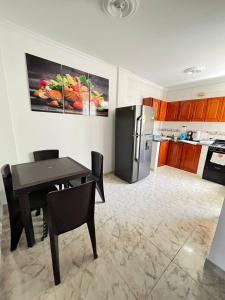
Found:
[25,54,109,117]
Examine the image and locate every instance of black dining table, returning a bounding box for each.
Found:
[12,157,91,247]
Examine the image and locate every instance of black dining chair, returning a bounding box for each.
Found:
[45,181,98,285]
[33,149,59,161]
[90,151,105,202]
[1,164,56,250]
[70,151,105,202]
[33,149,60,216]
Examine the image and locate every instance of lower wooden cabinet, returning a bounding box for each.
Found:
[166,142,183,168]
[180,144,202,173]
[158,140,170,167]
[159,141,202,174]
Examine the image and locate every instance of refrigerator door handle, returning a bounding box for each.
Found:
[135,115,142,161]
[136,116,142,135]
[135,135,141,161]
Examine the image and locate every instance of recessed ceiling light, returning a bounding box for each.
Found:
[102,0,140,18]
[183,66,206,75]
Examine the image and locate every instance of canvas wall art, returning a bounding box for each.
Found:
[25,53,109,117]
[26,54,63,113]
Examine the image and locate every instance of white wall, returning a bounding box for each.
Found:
[0,46,17,204]
[166,77,225,101]
[117,67,165,107]
[0,21,117,177]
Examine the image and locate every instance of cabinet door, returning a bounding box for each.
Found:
[143,98,153,106]
[180,144,202,173]
[205,97,224,122]
[166,101,180,121]
[158,141,170,167]
[192,99,207,121]
[158,101,167,121]
[178,100,194,121]
[152,98,161,120]
[166,142,183,168]
[219,98,225,121]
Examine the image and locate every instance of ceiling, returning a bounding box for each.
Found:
[1,0,225,88]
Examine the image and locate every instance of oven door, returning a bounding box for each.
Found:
[203,148,225,185]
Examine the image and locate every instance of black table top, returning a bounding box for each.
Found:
[12,157,91,193]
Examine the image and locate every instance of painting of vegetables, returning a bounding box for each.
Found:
[62,65,90,115]
[25,53,109,116]
[89,74,109,117]
[26,54,64,113]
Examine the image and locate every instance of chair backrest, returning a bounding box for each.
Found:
[47,181,96,235]
[91,151,103,179]
[33,149,59,161]
[1,164,19,216]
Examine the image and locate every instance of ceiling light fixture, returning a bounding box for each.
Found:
[183,66,206,75]
[102,0,140,18]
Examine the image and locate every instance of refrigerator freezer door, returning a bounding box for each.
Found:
[138,135,152,180]
[141,105,154,135]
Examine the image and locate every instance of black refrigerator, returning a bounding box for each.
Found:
[115,105,154,183]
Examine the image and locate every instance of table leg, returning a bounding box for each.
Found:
[18,193,35,247]
[81,176,86,184]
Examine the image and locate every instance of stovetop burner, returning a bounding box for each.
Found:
[209,140,225,151]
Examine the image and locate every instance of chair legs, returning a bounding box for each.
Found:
[49,230,61,285]
[96,179,105,202]
[41,220,48,241]
[10,215,24,251]
[87,218,98,259]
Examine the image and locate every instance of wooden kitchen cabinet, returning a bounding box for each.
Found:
[152,98,161,120]
[158,101,167,121]
[166,142,183,168]
[166,101,180,121]
[178,100,194,121]
[180,144,202,173]
[158,140,170,167]
[143,97,153,107]
[192,99,207,121]
[205,97,224,122]
[143,98,161,120]
[220,98,225,121]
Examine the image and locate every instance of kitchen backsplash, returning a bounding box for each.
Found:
[154,121,225,140]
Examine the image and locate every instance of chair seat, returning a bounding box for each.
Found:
[29,186,57,211]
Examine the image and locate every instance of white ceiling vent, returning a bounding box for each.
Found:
[102,0,140,18]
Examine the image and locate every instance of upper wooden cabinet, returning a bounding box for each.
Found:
[192,99,207,121]
[166,141,183,168]
[143,97,161,120]
[178,100,194,121]
[205,97,224,122]
[219,98,225,121]
[152,98,161,120]
[166,101,180,121]
[158,140,170,167]
[143,97,153,107]
[180,143,202,173]
[158,101,167,121]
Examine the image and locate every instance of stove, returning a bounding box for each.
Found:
[209,140,225,152]
[203,140,225,185]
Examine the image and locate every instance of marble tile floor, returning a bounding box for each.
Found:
[1,166,225,300]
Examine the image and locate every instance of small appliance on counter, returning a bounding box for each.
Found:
[193,130,201,141]
[186,130,194,141]
[179,126,187,140]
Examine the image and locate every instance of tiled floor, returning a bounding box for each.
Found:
[1,166,225,300]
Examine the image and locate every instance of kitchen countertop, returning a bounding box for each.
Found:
[153,138,214,146]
